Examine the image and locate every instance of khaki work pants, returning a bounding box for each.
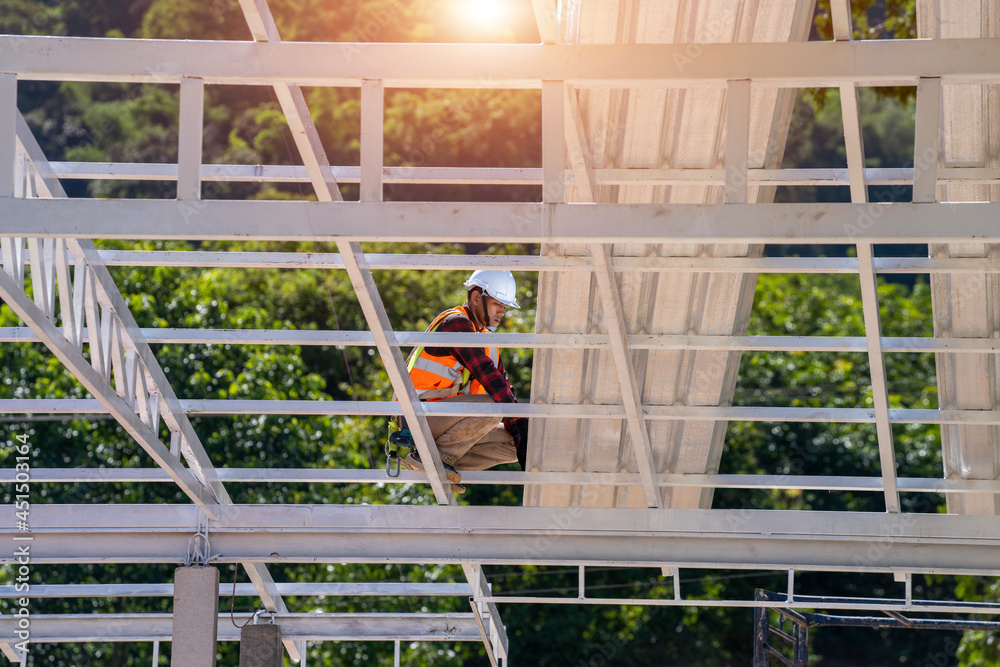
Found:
[426,395,517,471]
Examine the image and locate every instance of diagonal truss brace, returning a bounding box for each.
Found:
[590,244,662,508]
[236,0,343,203]
[9,114,304,660]
[839,79,901,513]
[463,562,508,666]
[235,0,454,506]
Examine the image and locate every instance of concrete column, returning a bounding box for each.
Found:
[171,566,220,667]
[240,623,283,667]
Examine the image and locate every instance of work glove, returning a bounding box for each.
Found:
[513,418,529,471]
[504,417,530,470]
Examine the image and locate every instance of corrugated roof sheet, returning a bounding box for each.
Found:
[525,0,815,509]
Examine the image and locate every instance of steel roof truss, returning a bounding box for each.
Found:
[12,116,304,661]
[0,268,220,516]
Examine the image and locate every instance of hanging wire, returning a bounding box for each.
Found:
[184,511,211,566]
[230,563,264,629]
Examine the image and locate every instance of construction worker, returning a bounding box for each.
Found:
[400,270,529,493]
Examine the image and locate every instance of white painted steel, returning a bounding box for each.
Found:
[4,36,1000,88]
[5,466,1000,494]
[0,582,468,599]
[6,198,1000,243]
[8,327,997,353]
[177,77,205,201]
[46,161,542,184]
[43,161,1000,187]
[531,0,559,43]
[10,397,1000,429]
[542,80,565,203]
[11,249,1000,275]
[0,74,15,198]
[3,0,1000,655]
[360,79,384,203]
[725,79,752,204]
[0,613,481,643]
[912,77,942,203]
[4,504,1000,575]
[476,595,1000,615]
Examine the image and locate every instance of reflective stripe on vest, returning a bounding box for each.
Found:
[407,305,495,401]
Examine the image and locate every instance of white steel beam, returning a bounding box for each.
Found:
[479,595,1000,615]
[3,198,999,244]
[176,77,204,201]
[0,613,481,643]
[11,398,1000,428]
[42,161,1000,187]
[5,467,1000,495]
[541,80,565,203]
[461,563,508,663]
[829,0,853,41]
[360,79,384,202]
[14,250,864,273]
[912,77,942,203]
[590,244,660,507]
[563,86,595,200]
[0,73,15,198]
[11,249,1000,275]
[4,37,1000,88]
[0,582,469,599]
[531,0,559,44]
[5,504,1000,575]
[840,82,901,513]
[725,79,751,204]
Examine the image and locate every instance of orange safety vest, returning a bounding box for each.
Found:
[407,305,499,401]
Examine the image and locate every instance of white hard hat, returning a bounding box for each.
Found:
[464,270,520,309]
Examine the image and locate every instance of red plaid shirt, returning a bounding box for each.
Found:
[426,307,526,446]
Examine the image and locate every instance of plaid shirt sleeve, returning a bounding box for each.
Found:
[429,314,517,404]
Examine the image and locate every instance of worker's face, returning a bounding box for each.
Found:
[481,294,506,329]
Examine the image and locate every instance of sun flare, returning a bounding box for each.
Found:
[458,0,511,30]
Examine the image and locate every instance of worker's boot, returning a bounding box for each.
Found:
[399,451,462,484]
